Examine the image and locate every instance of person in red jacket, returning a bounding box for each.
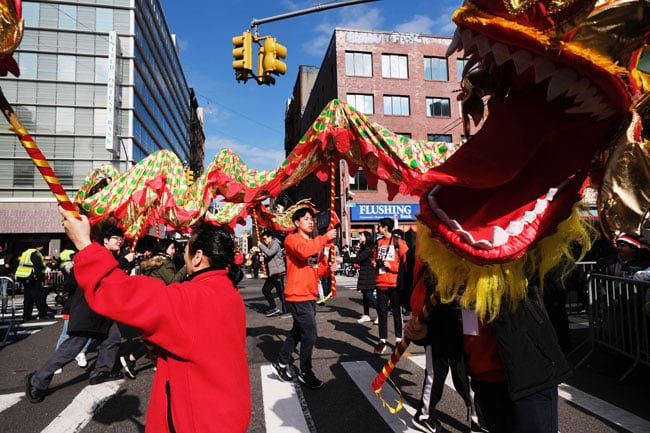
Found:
[272,207,338,389]
[373,217,408,355]
[55,207,251,433]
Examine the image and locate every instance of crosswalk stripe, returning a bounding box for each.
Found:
[0,392,22,414]
[261,365,312,433]
[40,380,123,433]
[341,361,421,432]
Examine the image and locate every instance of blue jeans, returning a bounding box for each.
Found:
[56,319,91,353]
[0,277,10,312]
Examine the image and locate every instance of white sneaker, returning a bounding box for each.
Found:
[357,315,372,323]
[373,317,379,325]
[54,368,62,375]
[75,352,88,368]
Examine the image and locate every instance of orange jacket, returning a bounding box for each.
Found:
[284,232,332,302]
[374,235,408,288]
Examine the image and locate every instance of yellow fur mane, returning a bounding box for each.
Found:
[416,205,594,321]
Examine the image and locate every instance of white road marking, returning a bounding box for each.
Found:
[0,321,57,330]
[0,392,23,414]
[40,380,123,433]
[408,354,455,388]
[261,365,311,433]
[342,361,421,432]
[558,383,650,433]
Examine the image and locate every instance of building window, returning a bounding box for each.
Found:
[57,55,76,81]
[383,95,410,116]
[56,107,75,134]
[424,56,448,81]
[397,132,411,138]
[53,160,74,188]
[345,52,372,77]
[349,170,376,191]
[96,7,113,32]
[347,93,374,115]
[18,53,37,79]
[426,97,451,117]
[382,54,408,79]
[457,58,468,82]
[95,57,108,82]
[14,160,34,187]
[428,134,452,142]
[22,2,39,26]
[58,5,77,30]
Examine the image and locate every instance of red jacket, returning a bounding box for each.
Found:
[74,243,250,433]
[284,232,331,302]
[374,235,408,288]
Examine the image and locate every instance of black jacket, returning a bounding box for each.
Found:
[345,243,375,290]
[67,268,113,338]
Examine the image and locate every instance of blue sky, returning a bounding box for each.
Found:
[159,0,463,172]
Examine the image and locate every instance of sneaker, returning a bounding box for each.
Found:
[265,307,281,317]
[75,352,88,368]
[89,370,123,385]
[471,420,489,432]
[374,340,387,355]
[357,314,371,323]
[412,414,441,433]
[279,312,292,319]
[298,370,324,389]
[120,355,137,379]
[395,337,402,347]
[53,368,62,375]
[25,372,45,403]
[373,317,379,325]
[271,362,293,382]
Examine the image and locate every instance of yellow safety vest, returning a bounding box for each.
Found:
[15,248,45,279]
[59,249,75,269]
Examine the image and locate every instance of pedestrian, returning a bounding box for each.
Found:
[602,233,648,277]
[233,246,245,286]
[15,241,53,320]
[251,247,261,278]
[258,230,288,317]
[120,238,187,379]
[25,224,129,404]
[272,207,338,390]
[373,218,408,354]
[50,208,251,432]
[343,231,378,323]
[0,243,17,314]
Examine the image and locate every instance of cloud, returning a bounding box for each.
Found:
[204,136,286,171]
[303,6,384,57]
[394,15,435,34]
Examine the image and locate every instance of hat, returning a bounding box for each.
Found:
[617,233,641,248]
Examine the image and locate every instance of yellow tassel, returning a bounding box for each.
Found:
[417,204,594,321]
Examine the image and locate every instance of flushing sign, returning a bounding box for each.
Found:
[349,203,419,221]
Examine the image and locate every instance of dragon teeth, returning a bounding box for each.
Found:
[511,50,533,75]
[491,42,510,66]
[475,35,492,58]
[446,28,462,57]
[546,68,577,102]
[533,57,555,84]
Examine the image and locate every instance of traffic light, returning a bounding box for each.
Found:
[260,37,287,76]
[232,30,253,81]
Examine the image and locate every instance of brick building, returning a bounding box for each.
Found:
[285,28,467,246]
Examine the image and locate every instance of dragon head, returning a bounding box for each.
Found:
[0,0,22,77]
[416,0,650,317]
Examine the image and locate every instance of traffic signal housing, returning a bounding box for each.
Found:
[259,37,287,77]
[232,30,253,81]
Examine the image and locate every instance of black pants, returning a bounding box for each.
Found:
[22,280,49,320]
[262,275,285,311]
[277,300,317,373]
[472,380,558,433]
[418,345,470,419]
[377,287,402,340]
[361,290,378,315]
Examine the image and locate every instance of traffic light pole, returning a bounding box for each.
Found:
[250,0,380,36]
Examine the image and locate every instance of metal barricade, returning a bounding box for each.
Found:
[564,261,597,315]
[576,273,650,383]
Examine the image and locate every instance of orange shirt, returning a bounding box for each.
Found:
[374,235,408,288]
[284,232,331,302]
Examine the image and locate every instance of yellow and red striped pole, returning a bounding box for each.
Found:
[0,88,79,218]
[371,290,438,413]
[329,160,337,297]
[252,215,267,277]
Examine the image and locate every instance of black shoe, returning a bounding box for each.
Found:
[89,370,123,385]
[374,340,387,355]
[272,362,293,382]
[25,372,45,403]
[412,414,441,433]
[265,307,281,317]
[298,370,323,389]
[120,355,137,379]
